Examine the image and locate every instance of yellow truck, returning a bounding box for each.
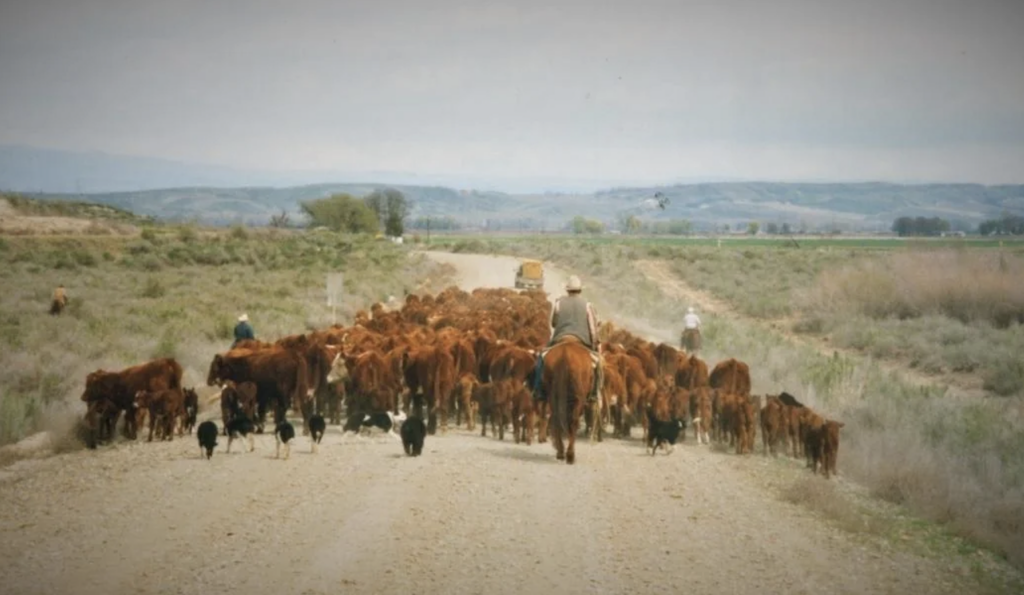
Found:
[514,259,545,290]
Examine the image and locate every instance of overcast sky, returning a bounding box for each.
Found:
[1,0,1022,188]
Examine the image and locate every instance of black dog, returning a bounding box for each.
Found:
[275,420,295,459]
[197,421,218,459]
[400,416,427,456]
[309,414,326,454]
[646,409,685,456]
[226,415,256,454]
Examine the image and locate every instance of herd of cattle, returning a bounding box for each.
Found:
[78,285,844,477]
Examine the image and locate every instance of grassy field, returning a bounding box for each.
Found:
[424,234,1024,569]
[421,231,1024,250]
[0,227,451,449]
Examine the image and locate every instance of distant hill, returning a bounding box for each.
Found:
[14,181,1024,232]
[3,144,1023,232]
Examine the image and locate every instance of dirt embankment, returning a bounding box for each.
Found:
[0,252,1018,595]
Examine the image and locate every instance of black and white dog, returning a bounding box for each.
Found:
[197,420,218,459]
[344,410,407,440]
[646,408,686,455]
[400,416,427,456]
[226,415,256,454]
[275,420,296,459]
[309,414,326,454]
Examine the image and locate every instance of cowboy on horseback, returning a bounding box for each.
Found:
[533,275,603,403]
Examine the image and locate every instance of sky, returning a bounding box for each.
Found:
[1,0,1023,190]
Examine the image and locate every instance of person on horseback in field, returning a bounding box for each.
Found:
[680,306,702,353]
[232,313,255,348]
[533,275,603,402]
[49,284,69,316]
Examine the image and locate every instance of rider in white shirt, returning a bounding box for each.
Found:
[681,306,702,353]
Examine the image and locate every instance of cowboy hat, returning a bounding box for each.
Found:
[565,275,583,291]
[238,313,249,322]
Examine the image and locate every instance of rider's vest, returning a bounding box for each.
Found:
[551,295,594,349]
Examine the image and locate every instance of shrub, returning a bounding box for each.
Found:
[229,224,248,240]
[177,225,199,243]
[141,278,166,298]
[140,227,158,242]
[983,359,1024,396]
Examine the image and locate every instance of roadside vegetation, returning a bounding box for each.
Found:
[0,227,449,449]
[428,235,1024,570]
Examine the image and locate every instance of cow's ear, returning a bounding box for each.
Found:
[836,421,846,428]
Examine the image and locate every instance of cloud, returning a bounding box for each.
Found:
[0,0,1022,186]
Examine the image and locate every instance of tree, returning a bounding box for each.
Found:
[571,216,604,234]
[781,222,792,235]
[299,194,379,233]
[747,221,760,235]
[617,214,644,234]
[979,212,1024,236]
[892,216,951,237]
[365,188,410,237]
[269,210,291,228]
[765,222,779,235]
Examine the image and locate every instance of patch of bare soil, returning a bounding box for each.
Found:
[0,253,1018,595]
[635,260,988,400]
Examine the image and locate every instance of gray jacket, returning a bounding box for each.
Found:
[550,294,599,350]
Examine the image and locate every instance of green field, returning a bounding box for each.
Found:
[419,231,1024,250]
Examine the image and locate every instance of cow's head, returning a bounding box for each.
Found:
[80,370,115,403]
[207,354,226,387]
[326,350,350,385]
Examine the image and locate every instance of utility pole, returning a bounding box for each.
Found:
[426,216,431,244]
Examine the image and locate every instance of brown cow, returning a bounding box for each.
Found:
[220,381,258,435]
[802,412,826,471]
[676,354,709,390]
[760,394,786,456]
[454,374,479,431]
[509,382,535,445]
[472,381,510,440]
[709,358,751,397]
[689,386,712,444]
[404,345,457,434]
[817,420,844,479]
[135,388,185,442]
[206,348,309,434]
[181,387,199,435]
[81,358,184,441]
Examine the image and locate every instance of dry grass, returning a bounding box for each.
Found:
[780,476,889,536]
[801,249,1024,327]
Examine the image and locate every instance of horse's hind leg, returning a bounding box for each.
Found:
[566,400,578,465]
[552,426,565,460]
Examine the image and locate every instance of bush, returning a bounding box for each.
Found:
[229,224,248,240]
[141,278,166,298]
[140,227,158,242]
[983,359,1024,396]
[177,225,199,243]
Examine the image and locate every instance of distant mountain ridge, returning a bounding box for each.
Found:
[2,144,1023,232]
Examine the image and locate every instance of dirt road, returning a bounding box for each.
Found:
[0,253,1011,595]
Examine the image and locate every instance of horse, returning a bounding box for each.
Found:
[540,336,595,465]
